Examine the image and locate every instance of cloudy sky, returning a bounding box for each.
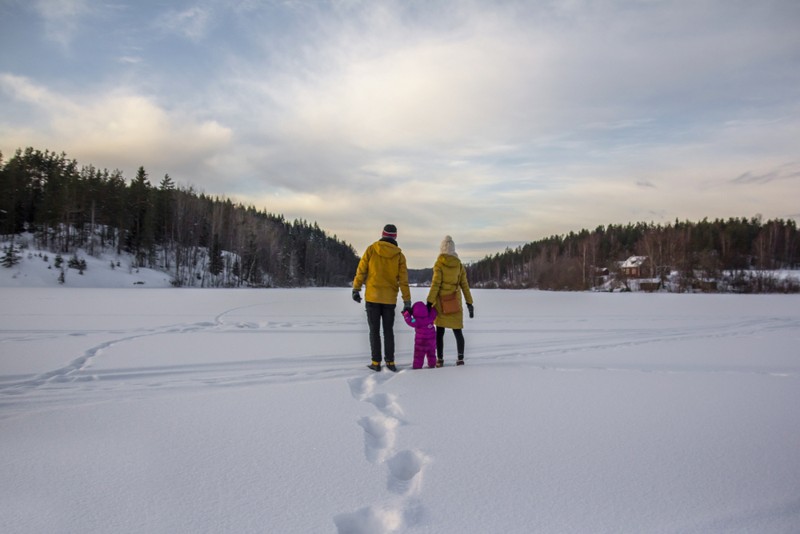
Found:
[2,0,799,267]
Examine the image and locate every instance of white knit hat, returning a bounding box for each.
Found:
[440,235,457,256]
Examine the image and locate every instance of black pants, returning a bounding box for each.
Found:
[366,302,396,363]
[437,327,465,360]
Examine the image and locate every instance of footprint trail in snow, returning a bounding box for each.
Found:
[334,372,431,534]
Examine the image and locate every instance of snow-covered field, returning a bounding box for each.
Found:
[1,284,799,533]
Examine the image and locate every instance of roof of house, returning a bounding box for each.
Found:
[621,256,648,268]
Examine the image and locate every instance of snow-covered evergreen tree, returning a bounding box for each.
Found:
[2,243,21,268]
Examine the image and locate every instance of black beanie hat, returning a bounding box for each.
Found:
[382,224,397,239]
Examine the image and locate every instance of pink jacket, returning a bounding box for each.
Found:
[402,301,437,347]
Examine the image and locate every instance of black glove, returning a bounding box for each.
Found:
[426,301,433,312]
[352,289,362,303]
[402,301,412,314]
[467,303,474,318]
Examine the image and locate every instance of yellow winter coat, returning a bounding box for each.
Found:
[427,253,473,329]
[353,240,411,305]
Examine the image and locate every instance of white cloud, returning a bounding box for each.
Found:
[258,7,554,153]
[155,6,212,42]
[0,74,232,182]
[32,0,89,48]
[117,56,143,65]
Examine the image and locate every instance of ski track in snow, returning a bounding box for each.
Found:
[0,321,215,394]
[0,302,361,415]
[335,371,429,534]
[2,304,797,418]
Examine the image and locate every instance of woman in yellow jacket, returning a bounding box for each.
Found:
[426,236,474,367]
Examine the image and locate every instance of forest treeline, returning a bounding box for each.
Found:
[0,148,359,287]
[467,217,800,292]
[3,147,798,292]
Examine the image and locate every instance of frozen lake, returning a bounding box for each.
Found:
[1,288,799,533]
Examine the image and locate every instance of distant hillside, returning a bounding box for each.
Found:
[408,268,432,286]
[0,147,358,287]
[0,234,173,288]
[466,218,800,293]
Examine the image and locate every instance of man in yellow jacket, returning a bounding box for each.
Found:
[352,224,412,372]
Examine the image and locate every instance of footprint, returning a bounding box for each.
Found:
[348,375,375,401]
[387,450,428,496]
[365,392,404,419]
[387,449,427,482]
[333,504,402,534]
[358,415,399,463]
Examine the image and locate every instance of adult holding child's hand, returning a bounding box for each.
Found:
[352,224,411,373]
[426,235,474,367]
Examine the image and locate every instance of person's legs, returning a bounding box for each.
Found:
[426,338,437,368]
[453,329,465,356]
[453,329,465,363]
[436,327,446,366]
[365,303,383,364]
[379,304,396,364]
[412,345,424,369]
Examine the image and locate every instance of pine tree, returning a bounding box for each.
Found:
[2,243,21,268]
[209,233,224,276]
[127,166,154,266]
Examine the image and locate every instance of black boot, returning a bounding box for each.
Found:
[367,360,381,372]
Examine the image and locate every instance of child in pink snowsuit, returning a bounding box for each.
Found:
[402,301,438,369]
